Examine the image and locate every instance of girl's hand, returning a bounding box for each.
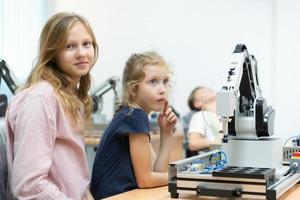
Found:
[157,101,177,134]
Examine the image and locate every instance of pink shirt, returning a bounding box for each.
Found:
[6,82,90,200]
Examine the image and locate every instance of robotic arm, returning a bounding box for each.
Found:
[91,76,120,113]
[0,60,18,117]
[0,60,18,94]
[216,44,275,140]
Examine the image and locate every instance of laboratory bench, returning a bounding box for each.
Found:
[84,132,300,200]
[104,184,300,200]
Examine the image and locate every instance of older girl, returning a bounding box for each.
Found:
[6,12,98,199]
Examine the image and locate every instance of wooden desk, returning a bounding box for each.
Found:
[104,185,300,200]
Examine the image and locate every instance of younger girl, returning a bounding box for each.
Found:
[91,51,177,199]
[6,12,98,199]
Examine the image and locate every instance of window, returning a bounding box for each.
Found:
[0,0,48,83]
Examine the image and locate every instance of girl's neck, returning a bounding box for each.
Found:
[203,102,216,113]
[130,103,150,114]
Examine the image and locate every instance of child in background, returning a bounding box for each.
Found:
[187,86,222,153]
[6,12,98,199]
[91,51,177,199]
[182,86,207,131]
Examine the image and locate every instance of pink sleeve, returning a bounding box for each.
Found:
[11,95,73,200]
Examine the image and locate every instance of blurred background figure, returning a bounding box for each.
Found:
[0,129,13,199]
[182,86,205,128]
[182,86,222,157]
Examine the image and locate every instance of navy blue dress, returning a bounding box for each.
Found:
[90,106,150,199]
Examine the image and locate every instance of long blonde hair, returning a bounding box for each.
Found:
[24,12,99,128]
[120,51,171,109]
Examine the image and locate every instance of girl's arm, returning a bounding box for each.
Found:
[188,132,213,151]
[154,101,177,172]
[129,101,177,188]
[188,131,222,151]
[129,134,168,188]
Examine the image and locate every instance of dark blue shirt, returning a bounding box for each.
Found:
[90,106,150,199]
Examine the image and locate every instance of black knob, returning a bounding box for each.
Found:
[228,70,235,76]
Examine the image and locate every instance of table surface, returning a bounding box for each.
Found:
[104,184,300,200]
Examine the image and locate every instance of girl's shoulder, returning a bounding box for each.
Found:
[194,110,216,117]
[112,106,150,134]
[8,82,60,117]
[28,81,55,96]
[12,81,58,107]
[118,106,148,118]
[113,106,149,128]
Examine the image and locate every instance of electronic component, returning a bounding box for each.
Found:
[168,44,300,200]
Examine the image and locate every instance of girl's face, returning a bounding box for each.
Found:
[193,89,206,109]
[134,65,170,114]
[56,22,95,84]
[194,88,216,111]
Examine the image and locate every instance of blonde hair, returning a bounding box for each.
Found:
[121,51,171,108]
[24,12,99,128]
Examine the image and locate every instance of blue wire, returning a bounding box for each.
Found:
[203,151,228,173]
